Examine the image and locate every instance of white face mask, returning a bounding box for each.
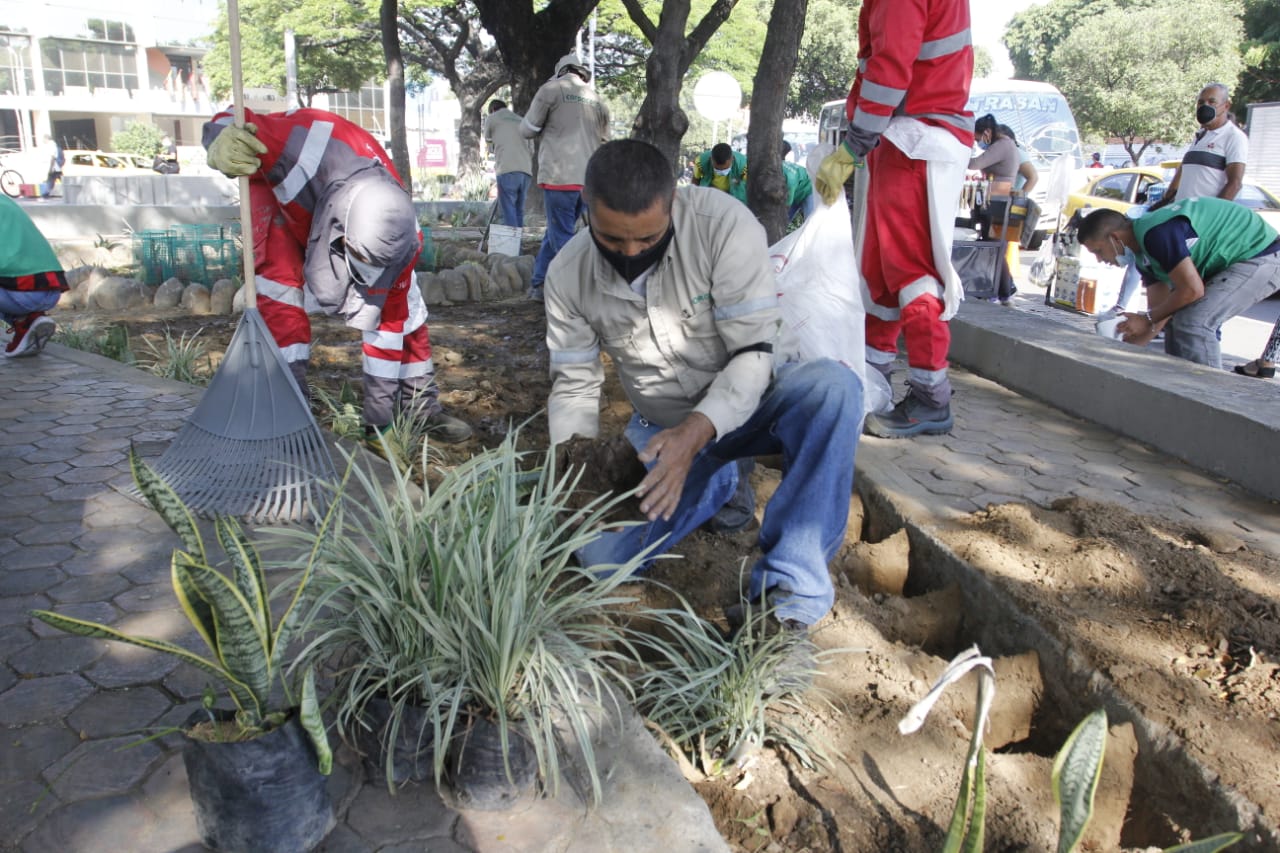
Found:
[713,166,731,176]
[346,250,384,286]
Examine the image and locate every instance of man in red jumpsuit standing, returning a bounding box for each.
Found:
[815,0,974,438]
[203,108,471,446]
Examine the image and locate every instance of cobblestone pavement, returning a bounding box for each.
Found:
[2,334,1277,852]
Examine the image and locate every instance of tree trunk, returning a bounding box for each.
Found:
[622,0,739,171]
[629,5,691,169]
[472,0,600,113]
[746,0,808,244]
[381,0,411,191]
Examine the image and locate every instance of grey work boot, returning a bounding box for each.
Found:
[423,409,473,444]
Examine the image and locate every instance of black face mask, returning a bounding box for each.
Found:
[590,224,675,283]
[1196,104,1218,125]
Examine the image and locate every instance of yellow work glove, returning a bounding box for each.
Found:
[814,141,864,205]
[206,123,267,178]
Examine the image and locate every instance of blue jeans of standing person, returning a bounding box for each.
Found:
[496,171,531,227]
[1164,253,1280,368]
[532,188,586,288]
[576,359,864,627]
[0,289,60,324]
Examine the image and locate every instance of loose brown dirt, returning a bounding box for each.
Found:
[62,280,1280,852]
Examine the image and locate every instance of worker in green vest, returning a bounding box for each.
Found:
[693,143,748,203]
[1077,198,1280,368]
[781,141,813,223]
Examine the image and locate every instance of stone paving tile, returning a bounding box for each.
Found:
[0,674,95,725]
[0,777,63,844]
[0,594,51,628]
[46,572,132,604]
[344,781,460,842]
[10,635,105,676]
[2,544,77,571]
[66,687,173,739]
[15,521,92,547]
[43,735,165,801]
[0,568,65,597]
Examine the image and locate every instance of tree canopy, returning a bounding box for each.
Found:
[1239,0,1280,108]
[203,0,383,104]
[1047,0,1243,162]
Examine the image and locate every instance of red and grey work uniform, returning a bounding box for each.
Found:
[842,0,974,406]
[202,108,436,428]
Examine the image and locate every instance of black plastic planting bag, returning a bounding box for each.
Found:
[448,716,538,811]
[182,710,335,853]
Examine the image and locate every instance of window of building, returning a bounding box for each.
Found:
[329,84,385,136]
[0,34,36,97]
[41,38,138,95]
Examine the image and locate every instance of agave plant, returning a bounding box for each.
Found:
[137,326,213,385]
[286,427,655,802]
[632,595,837,780]
[30,448,332,772]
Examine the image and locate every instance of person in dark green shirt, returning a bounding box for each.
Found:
[1077,198,1280,368]
[781,141,813,223]
[1,195,66,357]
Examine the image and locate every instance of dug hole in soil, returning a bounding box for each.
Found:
[65,264,1280,852]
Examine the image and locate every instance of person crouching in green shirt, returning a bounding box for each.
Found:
[1077,198,1280,368]
[781,141,814,223]
[1,195,67,358]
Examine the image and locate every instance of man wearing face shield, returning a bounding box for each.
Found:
[545,139,864,655]
[202,107,472,447]
[1164,83,1249,205]
[1077,201,1280,368]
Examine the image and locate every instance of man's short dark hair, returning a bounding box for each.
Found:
[781,140,792,158]
[1077,208,1129,244]
[711,142,734,166]
[975,113,998,136]
[584,140,676,214]
[488,99,506,113]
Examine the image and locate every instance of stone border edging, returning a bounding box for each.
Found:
[948,301,1280,502]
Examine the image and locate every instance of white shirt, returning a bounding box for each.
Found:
[1179,122,1248,200]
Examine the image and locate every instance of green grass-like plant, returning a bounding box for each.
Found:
[53,318,137,365]
[632,597,836,779]
[138,326,212,385]
[286,427,655,801]
[30,449,332,771]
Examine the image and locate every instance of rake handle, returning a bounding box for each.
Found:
[227,0,257,304]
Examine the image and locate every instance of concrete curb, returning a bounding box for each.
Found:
[948,301,1280,502]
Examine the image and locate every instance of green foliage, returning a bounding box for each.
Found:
[790,0,862,118]
[311,381,364,442]
[1239,0,1280,107]
[1005,0,1160,83]
[202,0,383,103]
[1048,1,1243,157]
[30,450,332,773]
[632,596,839,779]
[93,234,121,251]
[53,319,137,365]
[138,327,213,386]
[289,428,656,800]
[110,121,165,157]
[1052,709,1108,853]
[1164,834,1245,852]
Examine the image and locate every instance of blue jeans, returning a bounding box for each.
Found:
[532,188,586,287]
[496,172,530,227]
[577,360,864,626]
[0,289,60,324]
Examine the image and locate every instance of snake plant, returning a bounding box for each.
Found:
[30,447,332,773]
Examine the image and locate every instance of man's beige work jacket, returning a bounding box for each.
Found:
[520,73,610,187]
[483,107,533,177]
[545,186,780,445]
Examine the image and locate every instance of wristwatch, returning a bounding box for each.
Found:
[1143,310,1155,324]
